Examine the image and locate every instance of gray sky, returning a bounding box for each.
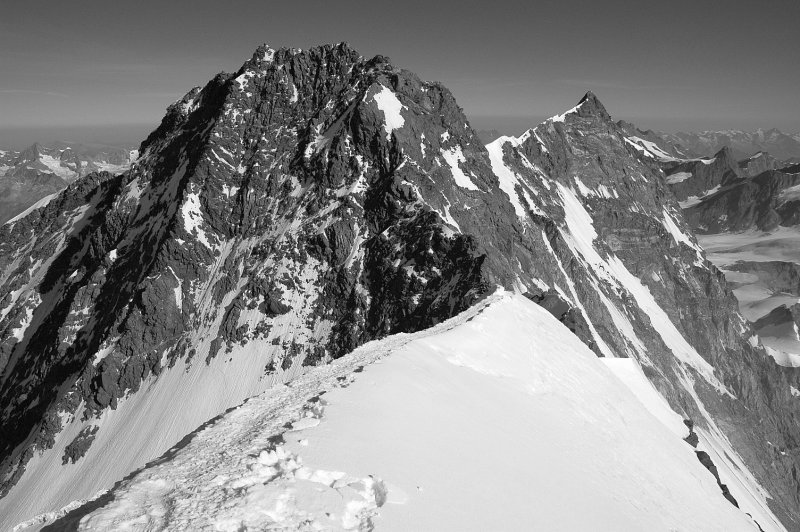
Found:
[1,0,798,148]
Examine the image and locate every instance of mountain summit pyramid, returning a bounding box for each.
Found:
[0,43,798,530]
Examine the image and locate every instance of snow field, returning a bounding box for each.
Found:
[18,292,776,531]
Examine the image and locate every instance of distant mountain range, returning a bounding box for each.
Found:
[659,129,800,161]
[0,142,137,224]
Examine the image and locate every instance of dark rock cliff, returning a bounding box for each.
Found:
[663,146,742,203]
[684,168,800,233]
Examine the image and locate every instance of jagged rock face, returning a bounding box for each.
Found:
[740,151,779,178]
[662,147,742,204]
[0,44,799,529]
[684,168,800,233]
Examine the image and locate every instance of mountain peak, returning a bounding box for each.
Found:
[549,91,611,124]
[579,90,599,105]
[576,91,611,119]
[713,145,739,167]
[243,42,364,72]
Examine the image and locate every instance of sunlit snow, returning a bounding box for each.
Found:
[486,137,529,217]
[440,145,479,191]
[371,85,405,140]
[18,292,773,531]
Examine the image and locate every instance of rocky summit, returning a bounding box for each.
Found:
[1,43,799,530]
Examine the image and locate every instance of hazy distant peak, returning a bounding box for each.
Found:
[659,128,800,160]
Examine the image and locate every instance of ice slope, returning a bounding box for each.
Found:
[17,292,775,531]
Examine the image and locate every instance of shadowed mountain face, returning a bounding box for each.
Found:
[684,168,800,234]
[0,143,137,224]
[0,43,798,530]
[739,151,779,178]
[662,147,743,206]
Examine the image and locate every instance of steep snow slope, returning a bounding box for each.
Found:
[15,292,774,531]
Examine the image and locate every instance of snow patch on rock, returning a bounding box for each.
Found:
[440,145,479,191]
[486,137,529,217]
[371,85,405,140]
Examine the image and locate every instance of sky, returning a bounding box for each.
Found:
[0,0,798,149]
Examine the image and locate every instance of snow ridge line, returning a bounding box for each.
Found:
[19,291,504,531]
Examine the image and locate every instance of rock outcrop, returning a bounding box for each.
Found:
[740,151,779,178]
[683,168,800,233]
[662,146,742,204]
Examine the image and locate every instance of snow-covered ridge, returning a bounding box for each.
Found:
[16,292,776,531]
[3,191,60,225]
